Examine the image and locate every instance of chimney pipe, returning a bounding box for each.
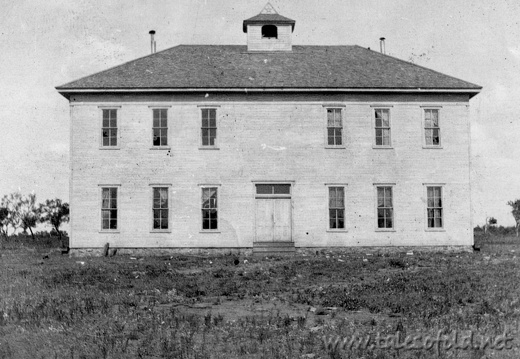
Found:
[149,30,156,54]
[379,37,386,54]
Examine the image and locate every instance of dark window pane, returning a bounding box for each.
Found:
[377,190,384,207]
[153,129,161,146]
[432,129,440,144]
[273,184,290,194]
[337,217,344,229]
[256,184,272,194]
[377,208,385,219]
[110,219,117,229]
[161,209,168,220]
[386,218,393,228]
[378,218,385,228]
[209,129,216,144]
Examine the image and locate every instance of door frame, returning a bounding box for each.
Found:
[252,181,294,243]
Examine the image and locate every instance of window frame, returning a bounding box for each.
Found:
[150,184,172,233]
[199,107,219,150]
[424,184,445,231]
[99,185,121,233]
[326,183,348,232]
[422,107,442,148]
[372,107,392,149]
[150,107,171,150]
[324,106,346,149]
[99,107,121,150]
[374,184,396,231]
[199,184,221,233]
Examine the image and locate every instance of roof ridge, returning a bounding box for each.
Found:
[352,45,482,89]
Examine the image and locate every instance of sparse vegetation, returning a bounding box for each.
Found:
[0,233,519,358]
[507,199,520,237]
[38,198,70,247]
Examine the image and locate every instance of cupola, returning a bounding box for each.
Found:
[243,3,295,52]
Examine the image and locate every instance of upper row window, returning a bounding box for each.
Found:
[100,107,441,149]
[153,109,168,147]
[102,109,118,147]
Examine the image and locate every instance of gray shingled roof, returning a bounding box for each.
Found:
[56,45,481,92]
[242,13,296,32]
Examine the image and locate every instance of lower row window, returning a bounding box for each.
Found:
[153,187,169,230]
[101,187,118,230]
[202,187,218,230]
[100,186,442,231]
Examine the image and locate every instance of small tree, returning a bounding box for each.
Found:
[0,192,22,237]
[507,199,520,237]
[485,217,497,234]
[19,193,39,240]
[39,199,69,247]
[0,207,8,239]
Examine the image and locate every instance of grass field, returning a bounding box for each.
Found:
[1,233,519,358]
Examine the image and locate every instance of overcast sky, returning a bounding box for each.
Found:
[1,0,519,227]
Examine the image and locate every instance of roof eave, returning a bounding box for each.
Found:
[56,87,482,98]
[242,20,296,33]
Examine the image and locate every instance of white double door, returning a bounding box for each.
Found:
[255,198,292,242]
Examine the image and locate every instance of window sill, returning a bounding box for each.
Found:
[151,229,172,233]
[425,228,446,232]
[150,147,171,150]
[99,147,121,150]
[99,230,120,233]
[327,229,348,233]
[325,146,346,149]
[375,229,396,232]
[200,230,221,233]
[372,146,393,150]
[422,146,443,149]
[199,147,220,150]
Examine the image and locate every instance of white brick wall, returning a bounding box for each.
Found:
[69,93,472,248]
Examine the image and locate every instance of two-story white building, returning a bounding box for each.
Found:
[56,4,481,255]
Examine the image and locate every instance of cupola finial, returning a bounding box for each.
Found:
[260,3,278,14]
